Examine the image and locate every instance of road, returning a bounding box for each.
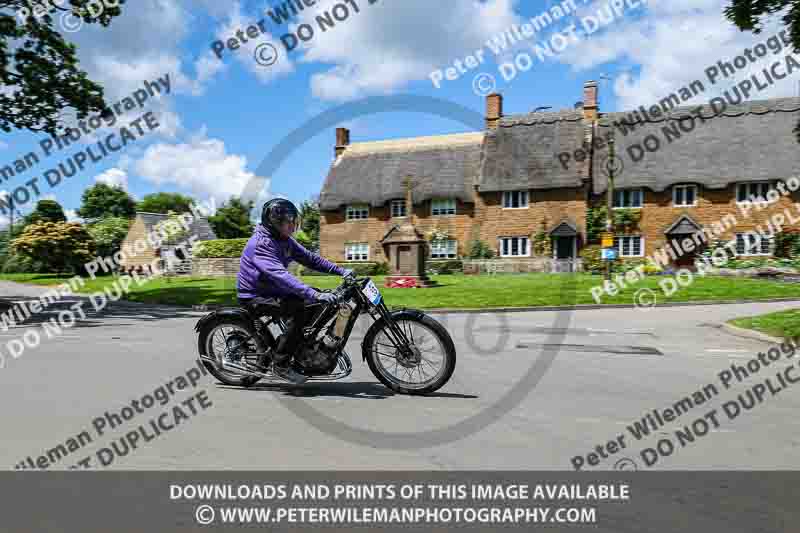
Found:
[0,280,798,471]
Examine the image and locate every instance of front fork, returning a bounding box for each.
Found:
[371,303,417,362]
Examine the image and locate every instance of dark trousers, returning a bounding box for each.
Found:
[239,296,319,365]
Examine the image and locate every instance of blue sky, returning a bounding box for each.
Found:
[1,0,797,223]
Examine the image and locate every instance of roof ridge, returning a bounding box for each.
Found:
[601,96,800,125]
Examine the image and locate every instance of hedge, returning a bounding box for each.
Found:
[427,259,463,275]
[192,239,248,258]
[300,262,390,276]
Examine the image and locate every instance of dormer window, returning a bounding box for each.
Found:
[345,204,369,221]
[390,199,407,218]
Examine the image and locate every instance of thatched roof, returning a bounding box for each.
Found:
[319,132,484,210]
[479,110,588,192]
[137,212,217,243]
[593,97,800,193]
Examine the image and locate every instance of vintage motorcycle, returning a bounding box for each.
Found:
[195,276,456,395]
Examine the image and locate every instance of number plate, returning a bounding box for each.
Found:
[362,279,382,305]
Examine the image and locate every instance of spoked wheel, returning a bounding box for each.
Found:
[198,318,269,387]
[364,313,456,395]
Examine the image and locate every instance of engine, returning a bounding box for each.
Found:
[295,334,340,375]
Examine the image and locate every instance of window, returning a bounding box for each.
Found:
[673,185,697,207]
[502,191,529,209]
[736,233,772,256]
[431,199,456,216]
[613,188,643,208]
[346,204,369,221]
[614,236,644,257]
[430,239,457,259]
[345,243,369,261]
[500,237,530,257]
[737,182,773,203]
[390,199,407,218]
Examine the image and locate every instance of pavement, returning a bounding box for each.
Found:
[0,280,799,471]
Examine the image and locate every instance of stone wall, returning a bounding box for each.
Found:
[462,258,583,274]
[192,258,240,277]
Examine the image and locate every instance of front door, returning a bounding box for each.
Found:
[669,237,701,269]
[555,236,575,259]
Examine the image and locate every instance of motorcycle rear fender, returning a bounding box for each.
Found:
[360,308,425,362]
[193,307,254,333]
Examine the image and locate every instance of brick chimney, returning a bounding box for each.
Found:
[486,93,503,130]
[335,127,350,158]
[582,81,598,121]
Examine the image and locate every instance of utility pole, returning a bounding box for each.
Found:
[604,137,616,281]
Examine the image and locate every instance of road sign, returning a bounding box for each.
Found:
[601,248,618,260]
[601,236,614,247]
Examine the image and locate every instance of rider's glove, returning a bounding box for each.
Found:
[316,292,339,304]
[341,269,355,279]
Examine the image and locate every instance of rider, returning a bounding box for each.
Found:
[237,198,352,384]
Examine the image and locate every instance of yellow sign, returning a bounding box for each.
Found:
[600,232,614,247]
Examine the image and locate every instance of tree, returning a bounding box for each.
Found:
[11,221,95,273]
[77,183,136,220]
[87,216,130,259]
[137,192,195,214]
[0,1,125,134]
[208,197,254,239]
[25,199,66,224]
[299,199,321,251]
[724,1,800,140]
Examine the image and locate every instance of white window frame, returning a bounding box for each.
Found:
[673,185,698,207]
[345,204,369,221]
[735,233,773,256]
[430,239,458,259]
[613,188,643,209]
[502,190,530,209]
[431,198,457,216]
[390,199,407,218]
[345,242,370,261]
[736,182,773,204]
[614,235,644,257]
[499,236,530,258]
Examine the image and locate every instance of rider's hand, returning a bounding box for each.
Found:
[316,291,339,304]
[341,269,355,279]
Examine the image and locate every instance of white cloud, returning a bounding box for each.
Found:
[286,0,519,100]
[558,1,798,111]
[95,168,129,190]
[65,209,81,223]
[132,128,270,205]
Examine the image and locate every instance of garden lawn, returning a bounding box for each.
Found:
[4,273,800,310]
[729,309,800,339]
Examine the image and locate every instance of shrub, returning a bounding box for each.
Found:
[427,259,463,275]
[579,245,603,273]
[775,230,800,258]
[467,239,495,259]
[192,238,249,258]
[300,262,389,277]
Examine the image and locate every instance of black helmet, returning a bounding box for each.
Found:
[261,198,299,234]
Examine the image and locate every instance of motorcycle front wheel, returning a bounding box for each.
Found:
[363,313,456,395]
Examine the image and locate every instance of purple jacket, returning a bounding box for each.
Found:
[237,225,345,302]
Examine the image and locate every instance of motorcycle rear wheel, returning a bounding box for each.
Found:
[198,317,270,387]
